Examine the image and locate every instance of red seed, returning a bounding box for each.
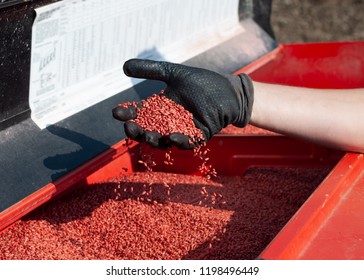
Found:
[119,92,204,145]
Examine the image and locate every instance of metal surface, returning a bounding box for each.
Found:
[148,135,341,177]
[0,135,341,233]
[0,0,31,9]
[240,41,364,89]
[260,153,364,259]
[241,41,364,260]
[0,0,60,129]
[239,0,275,39]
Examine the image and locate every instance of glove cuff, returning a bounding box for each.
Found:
[229,73,254,128]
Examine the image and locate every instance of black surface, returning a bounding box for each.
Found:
[0,0,31,10]
[239,0,275,39]
[0,0,60,130]
[0,1,277,212]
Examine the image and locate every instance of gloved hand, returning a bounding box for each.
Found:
[112,59,254,149]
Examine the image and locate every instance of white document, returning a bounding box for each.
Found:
[29,0,243,129]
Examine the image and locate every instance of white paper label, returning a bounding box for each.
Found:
[29,0,243,129]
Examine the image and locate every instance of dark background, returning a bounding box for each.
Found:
[271,0,364,43]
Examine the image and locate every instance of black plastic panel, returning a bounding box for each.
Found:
[0,0,31,9]
[0,0,60,130]
[239,0,275,39]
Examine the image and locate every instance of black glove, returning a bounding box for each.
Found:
[112,59,254,149]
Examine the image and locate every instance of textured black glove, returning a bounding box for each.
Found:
[112,59,254,149]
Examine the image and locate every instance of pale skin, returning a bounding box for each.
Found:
[250,81,364,153]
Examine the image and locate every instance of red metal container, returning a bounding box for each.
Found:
[1,41,364,259]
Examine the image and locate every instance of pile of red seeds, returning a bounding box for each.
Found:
[0,167,331,260]
[121,91,204,145]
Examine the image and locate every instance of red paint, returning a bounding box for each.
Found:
[237,42,364,89]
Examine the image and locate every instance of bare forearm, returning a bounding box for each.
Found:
[250,81,364,153]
